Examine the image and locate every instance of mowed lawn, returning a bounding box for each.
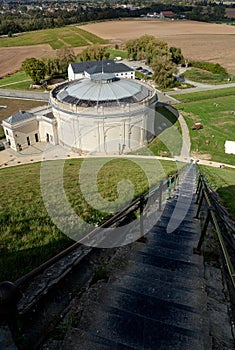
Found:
[200,165,235,220]
[0,26,107,49]
[0,158,178,282]
[175,88,235,165]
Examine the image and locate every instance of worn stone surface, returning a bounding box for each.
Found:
[205,265,234,350]
[0,326,18,350]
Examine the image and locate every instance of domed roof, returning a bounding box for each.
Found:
[54,74,151,108]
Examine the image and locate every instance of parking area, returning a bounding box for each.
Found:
[122,59,153,76]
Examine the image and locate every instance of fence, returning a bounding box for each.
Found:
[0,164,187,328]
[194,166,235,289]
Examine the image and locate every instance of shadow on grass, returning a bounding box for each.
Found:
[0,238,72,283]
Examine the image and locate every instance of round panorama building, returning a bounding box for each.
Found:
[2,73,157,154]
[50,73,157,154]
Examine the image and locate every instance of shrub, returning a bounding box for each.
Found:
[190,60,228,76]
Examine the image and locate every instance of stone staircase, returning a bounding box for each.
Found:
[61,164,212,350]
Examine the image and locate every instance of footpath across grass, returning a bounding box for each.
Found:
[0,71,32,90]
[0,158,179,282]
[175,88,235,165]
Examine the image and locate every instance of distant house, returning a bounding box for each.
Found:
[159,11,176,19]
[68,60,135,81]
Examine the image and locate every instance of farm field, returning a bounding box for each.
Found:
[0,27,106,78]
[1,19,235,78]
[80,20,235,74]
[0,44,54,78]
[0,157,178,281]
[174,88,235,165]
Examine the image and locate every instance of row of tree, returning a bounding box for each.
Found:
[125,35,184,88]
[0,3,230,36]
[22,47,76,84]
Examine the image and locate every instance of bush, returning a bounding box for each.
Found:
[190,60,228,76]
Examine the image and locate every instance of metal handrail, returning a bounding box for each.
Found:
[195,167,235,288]
[0,164,188,324]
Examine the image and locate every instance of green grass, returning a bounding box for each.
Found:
[176,93,235,165]
[0,71,32,90]
[0,158,178,282]
[132,106,182,157]
[0,26,107,49]
[106,48,128,60]
[173,87,235,103]
[0,71,30,86]
[200,165,235,220]
[182,68,230,85]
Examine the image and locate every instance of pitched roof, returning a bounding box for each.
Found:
[160,10,176,17]
[4,111,34,125]
[70,60,133,75]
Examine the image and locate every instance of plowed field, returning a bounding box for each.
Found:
[79,20,235,74]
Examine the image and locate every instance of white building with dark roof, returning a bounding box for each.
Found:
[2,71,157,154]
[2,107,58,151]
[68,60,135,81]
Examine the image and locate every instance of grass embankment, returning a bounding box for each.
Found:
[182,68,232,85]
[0,158,178,282]
[200,165,235,220]
[133,106,182,157]
[0,26,107,50]
[0,71,32,89]
[174,88,235,165]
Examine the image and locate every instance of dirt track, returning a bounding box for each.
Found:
[79,20,235,74]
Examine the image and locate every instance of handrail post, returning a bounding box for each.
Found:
[0,281,21,337]
[158,180,163,211]
[173,175,177,191]
[176,173,179,187]
[167,176,172,200]
[139,195,145,236]
[194,207,213,254]
[195,189,204,219]
[195,177,203,204]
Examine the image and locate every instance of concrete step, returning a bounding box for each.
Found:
[63,328,138,350]
[130,250,204,278]
[145,231,199,253]
[136,243,203,266]
[111,275,207,309]
[123,261,205,292]
[152,217,200,234]
[76,303,206,350]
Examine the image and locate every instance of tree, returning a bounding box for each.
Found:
[22,58,46,84]
[79,45,110,62]
[125,35,169,64]
[169,47,184,65]
[56,47,76,74]
[152,56,177,89]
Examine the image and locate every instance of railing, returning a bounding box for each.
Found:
[194,166,235,289]
[0,164,187,328]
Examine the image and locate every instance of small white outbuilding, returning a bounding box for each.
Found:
[225,140,235,154]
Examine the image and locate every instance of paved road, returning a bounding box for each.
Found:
[168,80,235,96]
[0,88,49,101]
